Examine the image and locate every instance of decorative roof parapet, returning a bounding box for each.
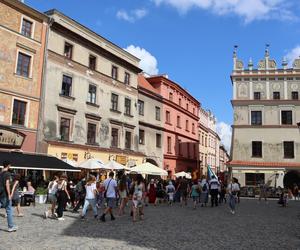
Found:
[233,45,244,71]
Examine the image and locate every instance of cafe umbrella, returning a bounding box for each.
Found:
[130,162,168,176]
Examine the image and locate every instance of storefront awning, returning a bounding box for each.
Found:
[0,151,80,172]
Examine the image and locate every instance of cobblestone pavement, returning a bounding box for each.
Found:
[0,199,299,250]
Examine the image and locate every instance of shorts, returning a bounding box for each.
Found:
[132,199,143,208]
[48,194,57,203]
[106,198,116,208]
[192,196,199,202]
[119,190,127,199]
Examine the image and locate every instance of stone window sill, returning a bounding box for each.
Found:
[86,102,100,108]
[110,109,122,114]
[59,94,75,100]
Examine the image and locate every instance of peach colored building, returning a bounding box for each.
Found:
[146,75,200,178]
[0,0,48,152]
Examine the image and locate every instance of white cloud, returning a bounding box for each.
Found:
[153,0,296,23]
[285,45,300,66]
[216,122,232,153]
[116,8,148,23]
[125,45,159,75]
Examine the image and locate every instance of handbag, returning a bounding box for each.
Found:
[104,179,112,198]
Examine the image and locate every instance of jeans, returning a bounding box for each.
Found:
[0,197,15,229]
[82,199,97,217]
[229,194,237,211]
[56,191,68,218]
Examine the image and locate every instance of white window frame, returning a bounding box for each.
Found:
[10,97,30,127]
[20,15,35,39]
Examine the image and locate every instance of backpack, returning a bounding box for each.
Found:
[202,183,207,192]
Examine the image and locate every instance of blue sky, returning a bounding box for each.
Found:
[26,0,300,150]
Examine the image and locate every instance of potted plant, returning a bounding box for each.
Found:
[35,187,48,204]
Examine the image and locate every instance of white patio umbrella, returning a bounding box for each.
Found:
[62,159,77,167]
[76,158,105,170]
[130,162,168,176]
[175,171,192,179]
[103,160,131,171]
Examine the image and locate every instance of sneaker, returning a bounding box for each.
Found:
[44,211,49,219]
[100,215,106,222]
[8,226,18,232]
[53,213,58,218]
[57,217,65,221]
[231,210,235,215]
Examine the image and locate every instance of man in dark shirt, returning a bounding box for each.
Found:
[0,161,17,232]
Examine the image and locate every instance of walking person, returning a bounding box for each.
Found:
[100,172,118,222]
[190,180,201,209]
[44,175,59,219]
[227,178,240,214]
[147,179,157,204]
[177,177,189,206]
[132,174,146,222]
[11,174,23,217]
[259,181,268,202]
[56,175,70,221]
[118,174,129,216]
[0,161,18,232]
[73,178,86,213]
[199,176,209,207]
[81,175,98,219]
[209,176,220,207]
[165,181,175,205]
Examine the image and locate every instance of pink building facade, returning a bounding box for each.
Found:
[146,75,200,178]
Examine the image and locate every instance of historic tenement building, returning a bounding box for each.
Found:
[219,145,229,173]
[0,0,48,152]
[199,107,221,175]
[137,75,164,168]
[40,9,144,166]
[228,47,300,187]
[145,75,200,177]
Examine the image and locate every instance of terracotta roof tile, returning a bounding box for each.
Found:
[138,74,159,94]
[227,160,300,168]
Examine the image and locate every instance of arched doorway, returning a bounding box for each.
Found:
[146,158,158,166]
[283,170,300,189]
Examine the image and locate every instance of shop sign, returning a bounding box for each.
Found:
[0,126,25,149]
[116,155,127,165]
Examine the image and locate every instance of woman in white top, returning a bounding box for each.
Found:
[56,175,70,220]
[81,175,98,219]
[227,178,240,215]
[44,175,59,219]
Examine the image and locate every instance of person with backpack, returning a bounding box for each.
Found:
[72,178,86,213]
[44,175,59,219]
[165,181,175,205]
[209,176,220,207]
[56,175,70,220]
[190,180,201,209]
[0,161,18,232]
[199,175,209,207]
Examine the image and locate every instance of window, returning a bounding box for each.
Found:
[167,136,171,153]
[179,98,182,106]
[292,91,299,100]
[21,18,33,37]
[138,100,144,116]
[273,92,280,100]
[178,139,182,155]
[139,130,145,144]
[166,111,171,123]
[186,103,189,111]
[125,131,131,149]
[111,66,118,80]
[193,108,195,115]
[89,55,96,70]
[284,141,294,158]
[177,115,181,127]
[281,110,292,125]
[12,99,26,126]
[16,52,31,77]
[124,72,130,85]
[251,111,262,125]
[61,75,72,97]
[60,117,71,141]
[169,92,173,101]
[185,120,189,131]
[124,98,131,115]
[254,92,261,100]
[87,123,96,144]
[245,173,265,186]
[64,42,73,59]
[111,94,118,111]
[155,107,161,121]
[87,84,96,104]
[252,141,262,158]
[156,134,161,148]
[193,144,196,159]
[192,123,195,133]
[111,128,118,147]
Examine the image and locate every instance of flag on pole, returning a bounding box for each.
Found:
[207,165,218,180]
